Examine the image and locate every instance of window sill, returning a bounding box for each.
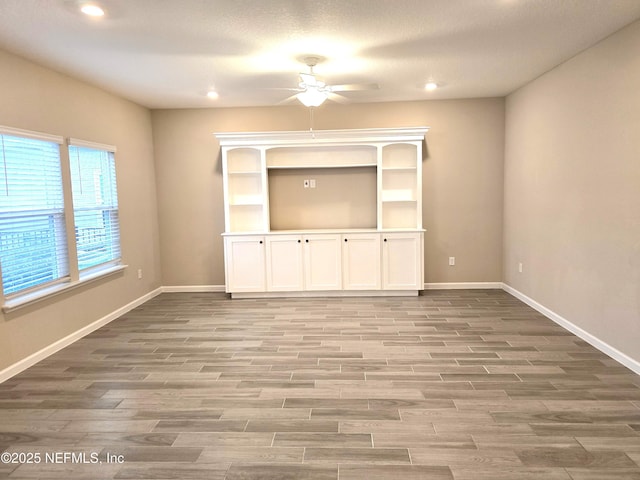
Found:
[2,264,127,314]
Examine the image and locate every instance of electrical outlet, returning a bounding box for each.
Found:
[310,179,316,188]
[303,179,310,188]
[518,262,523,273]
[449,257,455,266]
[137,268,143,279]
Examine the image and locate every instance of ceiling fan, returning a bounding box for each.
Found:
[283,56,379,107]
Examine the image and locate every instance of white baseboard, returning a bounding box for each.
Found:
[165,283,502,293]
[162,285,226,293]
[231,290,419,299]
[424,282,503,290]
[0,287,163,383]
[502,283,640,376]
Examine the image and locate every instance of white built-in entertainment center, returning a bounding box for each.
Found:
[216,127,428,298]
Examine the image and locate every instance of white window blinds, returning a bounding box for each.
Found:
[68,141,121,272]
[0,130,69,296]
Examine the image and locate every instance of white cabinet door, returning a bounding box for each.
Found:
[224,236,266,292]
[342,233,381,290]
[303,234,342,291]
[266,235,304,291]
[382,232,423,290]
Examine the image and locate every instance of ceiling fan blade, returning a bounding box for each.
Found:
[277,94,300,105]
[330,82,379,92]
[327,92,349,104]
[265,87,303,91]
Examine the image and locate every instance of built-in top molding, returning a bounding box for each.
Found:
[215,127,429,147]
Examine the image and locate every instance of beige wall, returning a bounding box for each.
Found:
[268,167,378,230]
[0,49,162,371]
[151,98,505,286]
[504,20,640,360]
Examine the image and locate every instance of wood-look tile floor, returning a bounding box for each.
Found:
[1,290,640,479]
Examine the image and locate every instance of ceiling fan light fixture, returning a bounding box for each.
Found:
[80,3,105,16]
[296,87,328,107]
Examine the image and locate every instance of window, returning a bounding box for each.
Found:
[0,127,123,310]
[68,140,120,272]
[0,128,68,296]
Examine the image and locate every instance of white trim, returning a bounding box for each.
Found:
[165,283,500,294]
[68,137,117,152]
[231,290,419,299]
[161,285,225,293]
[502,283,640,376]
[215,127,429,147]
[3,265,128,313]
[0,287,162,383]
[221,228,425,237]
[424,282,503,290]
[162,285,425,297]
[0,125,63,144]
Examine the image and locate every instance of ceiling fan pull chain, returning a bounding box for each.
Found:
[309,107,315,138]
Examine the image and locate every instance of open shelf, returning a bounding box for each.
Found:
[381,190,416,202]
[227,150,261,171]
[229,196,264,206]
[381,203,419,229]
[381,166,417,171]
[381,143,418,169]
[228,170,262,175]
[228,204,265,232]
[223,147,267,232]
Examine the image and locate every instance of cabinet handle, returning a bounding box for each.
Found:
[305,239,309,243]
[344,238,348,242]
[259,240,263,244]
[384,238,387,242]
[297,240,301,243]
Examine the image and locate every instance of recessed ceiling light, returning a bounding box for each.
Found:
[425,82,438,91]
[80,3,105,17]
[207,90,219,100]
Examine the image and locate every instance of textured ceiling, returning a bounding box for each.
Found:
[0,0,639,109]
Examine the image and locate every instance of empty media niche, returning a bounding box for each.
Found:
[268,166,377,230]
